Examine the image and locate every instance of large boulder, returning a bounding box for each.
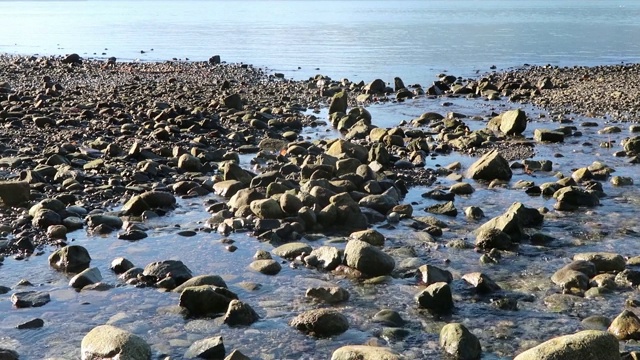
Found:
[143,260,192,286]
[49,245,91,272]
[290,309,349,337]
[513,330,620,360]
[329,91,348,114]
[466,150,512,181]
[608,309,640,340]
[343,239,395,277]
[474,202,542,241]
[331,345,401,360]
[179,285,236,317]
[488,109,527,135]
[81,325,151,360]
[440,323,482,360]
[573,252,625,272]
[0,181,30,206]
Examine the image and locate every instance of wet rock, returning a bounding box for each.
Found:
[416,282,454,314]
[249,259,281,275]
[462,272,501,294]
[581,315,611,331]
[16,318,44,329]
[179,285,235,317]
[86,214,123,230]
[32,209,61,229]
[474,202,542,241]
[224,350,250,360]
[466,150,512,181]
[573,252,625,272]
[305,286,350,304]
[326,139,368,163]
[280,193,303,214]
[372,309,405,327]
[290,309,349,337]
[330,345,401,360]
[551,267,590,290]
[488,109,527,135]
[110,257,135,274]
[425,201,458,217]
[173,275,228,293]
[440,323,482,360]
[273,242,312,259]
[475,227,512,250]
[178,153,203,172]
[250,198,284,219]
[609,309,640,340]
[228,188,264,210]
[350,229,385,246]
[464,206,484,220]
[343,239,395,277]
[122,191,176,216]
[0,181,30,207]
[329,91,348,114]
[223,300,259,326]
[11,291,50,308]
[513,330,619,360]
[118,229,148,241]
[69,267,102,289]
[213,180,245,198]
[62,53,82,64]
[450,182,475,195]
[143,260,193,287]
[553,186,600,210]
[49,245,91,272]
[309,246,342,271]
[418,264,453,285]
[224,93,243,110]
[81,324,151,360]
[185,336,225,359]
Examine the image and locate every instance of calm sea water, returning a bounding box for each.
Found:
[1,0,640,83]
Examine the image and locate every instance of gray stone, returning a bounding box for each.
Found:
[290,309,349,337]
[466,150,512,181]
[450,182,475,195]
[179,285,235,317]
[0,349,19,360]
[305,286,350,304]
[224,350,251,360]
[81,325,151,360]
[573,252,625,272]
[309,246,342,271]
[372,309,405,327]
[249,259,281,275]
[418,264,453,285]
[16,318,45,329]
[343,239,395,277]
[329,91,348,114]
[330,345,401,360]
[173,275,228,293]
[178,153,203,172]
[69,267,102,289]
[11,291,50,308]
[350,229,385,246]
[0,181,29,206]
[425,201,458,217]
[475,227,512,250]
[440,323,482,360]
[185,336,225,359]
[416,282,454,314]
[534,129,565,143]
[32,209,61,229]
[273,242,312,259]
[513,330,620,360]
[86,214,123,230]
[461,272,501,293]
[498,109,527,135]
[122,191,176,216]
[213,180,245,198]
[110,257,135,274]
[250,198,284,219]
[143,260,192,286]
[223,300,260,326]
[608,309,640,340]
[49,245,91,272]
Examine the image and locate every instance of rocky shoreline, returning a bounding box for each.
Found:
[1,54,640,359]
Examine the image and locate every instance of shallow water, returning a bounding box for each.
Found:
[1,91,640,358]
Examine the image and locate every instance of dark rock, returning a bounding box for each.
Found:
[290,309,349,337]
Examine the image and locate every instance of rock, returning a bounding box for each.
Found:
[0,181,30,206]
[249,259,281,275]
[61,53,82,64]
[573,252,625,272]
[173,275,228,293]
[272,242,312,259]
[143,260,192,286]
[553,186,600,210]
[623,136,640,154]
[305,286,350,304]
[32,209,61,229]
[489,109,527,135]
[179,285,235,317]
[475,227,512,250]
[49,245,91,272]
[329,91,348,114]
[16,318,45,329]
[450,182,475,195]
[86,214,123,230]
[513,330,620,360]
[69,267,102,289]
[280,193,303,214]
[551,268,590,290]
[326,139,368,163]
[416,282,454,314]
[185,336,225,359]
[81,325,151,360]
[466,150,512,181]
[372,309,405,327]
[223,300,260,326]
[440,323,482,360]
[250,198,284,219]
[534,129,565,143]
[464,206,484,220]
[224,93,243,110]
[425,201,458,217]
[290,309,349,337]
[110,257,135,274]
[228,188,264,210]
[461,272,501,293]
[224,350,250,360]
[609,310,640,340]
[350,229,385,246]
[11,291,50,308]
[418,264,453,285]
[309,246,342,271]
[343,239,395,277]
[330,345,401,360]
[122,191,176,216]
[358,194,398,214]
[364,79,387,94]
[474,202,542,241]
[213,180,245,197]
[178,154,203,172]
